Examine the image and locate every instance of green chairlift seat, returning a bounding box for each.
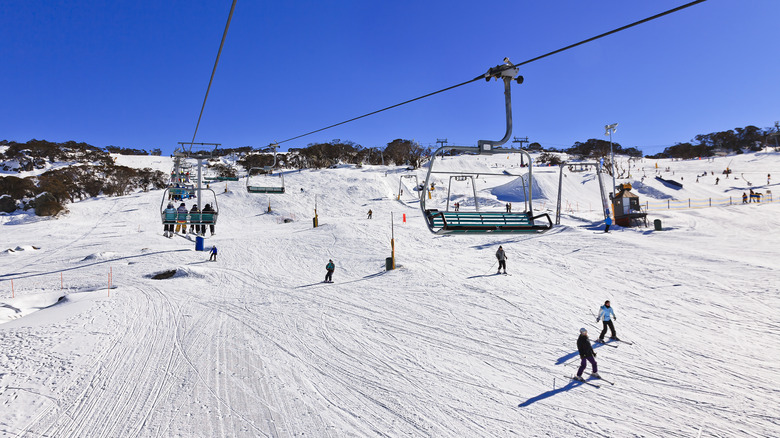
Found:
[418,58,553,235]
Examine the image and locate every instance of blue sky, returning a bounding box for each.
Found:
[2,1,778,156]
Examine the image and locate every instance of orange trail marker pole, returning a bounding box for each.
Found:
[11,279,14,298]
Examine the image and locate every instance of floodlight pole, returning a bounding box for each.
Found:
[605,124,618,199]
[604,124,618,220]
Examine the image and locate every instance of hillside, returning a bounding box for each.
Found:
[1,151,779,437]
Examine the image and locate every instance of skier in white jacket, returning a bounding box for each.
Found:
[596,300,619,342]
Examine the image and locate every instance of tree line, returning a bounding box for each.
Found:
[0,139,167,215]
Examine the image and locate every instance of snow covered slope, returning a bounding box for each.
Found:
[1,151,779,437]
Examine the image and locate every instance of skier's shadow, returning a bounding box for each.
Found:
[518,380,586,407]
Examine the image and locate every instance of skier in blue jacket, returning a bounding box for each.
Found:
[209,245,217,262]
[596,300,618,342]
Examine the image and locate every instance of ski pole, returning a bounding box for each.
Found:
[487,260,497,274]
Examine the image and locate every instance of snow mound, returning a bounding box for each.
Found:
[0,292,66,324]
[81,252,118,262]
[491,175,544,202]
[2,245,39,254]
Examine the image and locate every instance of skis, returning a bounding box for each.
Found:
[566,375,600,388]
[593,339,618,348]
[594,375,615,386]
[615,339,634,345]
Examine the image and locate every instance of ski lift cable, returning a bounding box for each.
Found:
[276,0,706,146]
[190,0,239,146]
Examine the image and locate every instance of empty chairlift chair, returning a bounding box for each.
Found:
[419,58,552,235]
[246,168,285,194]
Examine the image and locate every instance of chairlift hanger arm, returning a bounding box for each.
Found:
[274,0,706,145]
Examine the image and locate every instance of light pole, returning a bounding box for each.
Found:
[605,123,618,198]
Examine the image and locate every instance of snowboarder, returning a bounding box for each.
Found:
[175,202,188,234]
[575,327,600,381]
[596,300,618,342]
[604,214,612,233]
[163,203,176,237]
[495,246,507,274]
[325,259,335,283]
[209,245,217,262]
[367,209,373,219]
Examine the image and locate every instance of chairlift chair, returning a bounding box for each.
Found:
[246,144,284,193]
[419,59,552,235]
[397,174,420,201]
[247,167,285,194]
[160,187,219,227]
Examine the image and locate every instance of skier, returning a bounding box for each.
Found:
[575,327,600,381]
[495,246,507,274]
[209,245,217,262]
[189,204,201,235]
[604,214,613,233]
[175,202,188,234]
[163,203,176,237]
[742,192,748,204]
[202,203,216,236]
[367,209,373,219]
[325,259,335,283]
[596,300,618,342]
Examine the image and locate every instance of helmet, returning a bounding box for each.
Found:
[579,327,587,334]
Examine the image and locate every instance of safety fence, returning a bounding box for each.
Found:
[547,192,776,215]
[644,192,775,211]
[2,268,114,301]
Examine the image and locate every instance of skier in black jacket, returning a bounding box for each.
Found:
[575,328,600,381]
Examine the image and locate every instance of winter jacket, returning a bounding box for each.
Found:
[605,215,613,226]
[176,204,188,221]
[326,262,335,271]
[496,248,506,261]
[163,206,176,222]
[597,305,616,322]
[577,334,595,358]
[210,246,217,254]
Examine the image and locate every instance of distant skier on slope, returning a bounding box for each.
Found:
[604,213,613,233]
[367,209,373,219]
[325,259,335,283]
[209,245,217,262]
[495,246,507,274]
[596,300,619,342]
[575,327,600,381]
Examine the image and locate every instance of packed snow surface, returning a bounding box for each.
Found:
[1,151,779,437]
